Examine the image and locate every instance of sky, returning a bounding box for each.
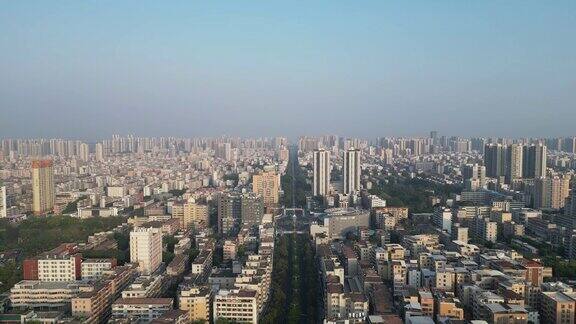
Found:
[1,1,575,140]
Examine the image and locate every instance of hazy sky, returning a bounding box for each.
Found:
[1,1,575,140]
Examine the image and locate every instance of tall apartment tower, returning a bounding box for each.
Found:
[0,185,6,218]
[32,159,55,215]
[129,227,163,275]
[505,144,524,184]
[313,149,331,197]
[79,143,89,162]
[343,148,361,195]
[241,193,264,228]
[563,137,576,153]
[462,164,486,190]
[217,192,242,235]
[523,144,547,179]
[252,170,280,206]
[534,174,570,210]
[484,144,506,179]
[95,143,104,162]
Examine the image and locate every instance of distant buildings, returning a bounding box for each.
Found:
[484,144,507,179]
[523,143,547,179]
[95,142,104,161]
[484,143,548,184]
[31,159,55,215]
[79,143,89,162]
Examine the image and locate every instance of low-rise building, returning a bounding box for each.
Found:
[81,258,117,280]
[179,285,212,323]
[111,298,173,322]
[213,289,258,323]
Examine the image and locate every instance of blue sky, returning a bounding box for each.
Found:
[1,1,575,139]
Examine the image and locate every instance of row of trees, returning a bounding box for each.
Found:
[261,235,290,322]
[260,233,319,323]
[296,234,320,323]
[281,147,310,208]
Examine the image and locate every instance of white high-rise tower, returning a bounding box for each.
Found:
[313,149,331,197]
[343,148,361,195]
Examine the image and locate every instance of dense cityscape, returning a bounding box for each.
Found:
[0,134,575,323]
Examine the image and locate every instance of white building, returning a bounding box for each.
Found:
[0,185,7,218]
[343,148,361,195]
[433,208,453,233]
[130,227,163,275]
[10,281,85,310]
[313,149,331,197]
[213,289,258,323]
[112,298,173,322]
[37,255,82,282]
[81,259,116,280]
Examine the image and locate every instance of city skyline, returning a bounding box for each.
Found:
[2,1,576,139]
[2,2,576,323]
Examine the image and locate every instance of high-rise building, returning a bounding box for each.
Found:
[433,207,452,233]
[430,131,438,145]
[241,193,264,228]
[216,143,232,161]
[171,201,209,229]
[563,137,576,153]
[252,170,280,206]
[277,146,289,162]
[217,192,242,235]
[567,189,576,223]
[95,143,104,162]
[32,159,55,215]
[129,227,163,275]
[0,185,6,218]
[505,144,523,184]
[534,174,570,210]
[79,143,89,162]
[477,218,498,243]
[313,149,331,197]
[462,164,486,190]
[343,148,360,195]
[484,144,506,179]
[523,144,547,179]
[451,223,469,243]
